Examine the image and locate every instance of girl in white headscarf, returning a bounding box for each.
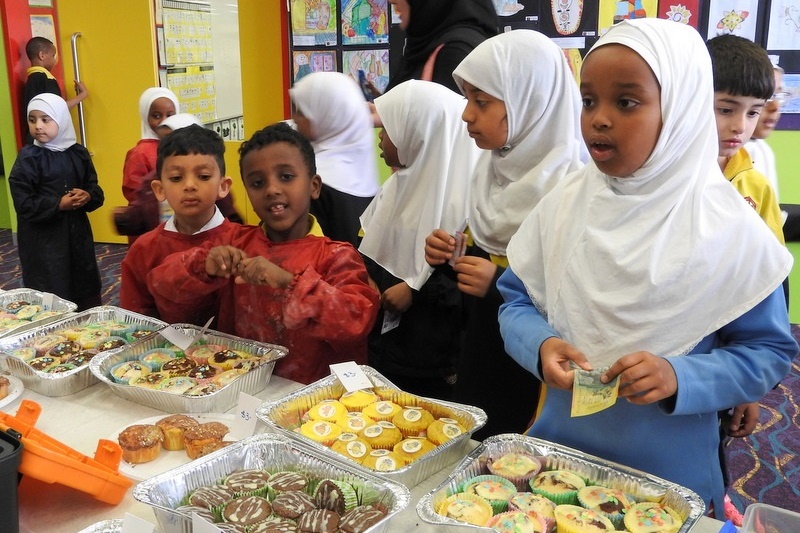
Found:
[290,72,379,246]
[498,18,795,513]
[359,80,481,398]
[122,87,179,203]
[9,93,104,310]
[424,30,587,438]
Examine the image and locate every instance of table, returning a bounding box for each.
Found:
[6,375,727,533]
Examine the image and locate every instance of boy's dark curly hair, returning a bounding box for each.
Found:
[707,34,774,100]
[156,125,225,178]
[238,122,317,177]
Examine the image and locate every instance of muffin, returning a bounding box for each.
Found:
[109,360,150,384]
[4,300,30,313]
[488,452,543,490]
[95,336,128,352]
[271,490,315,519]
[577,485,633,529]
[267,471,308,495]
[248,516,299,533]
[306,399,348,425]
[0,376,9,401]
[212,368,247,388]
[337,411,375,434]
[393,437,437,464]
[359,421,403,450]
[330,433,372,463]
[27,356,60,372]
[221,495,272,528]
[184,382,220,397]
[46,340,82,359]
[530,470,586,505]
[33,333,67,355]
[391,407,434,437]
[188,363,220,381]
[360,449,405,472]
[361,400,402,422]
[554,504,615,533]
[208,348,248,371]
[11,346,37,362]
[118,424,163,464]
[188,484,237,513]
[487,510,548,533]
[339,505,387,533]
[426,417,467,446]
[76,331,108,350]
[624,502,683,533]
[139,348,177,371]
[46,363,77,374]
[225,469,271,498]
[160,356,197,375]
[183,421,230,459]
[339,389,378,412]
[299,420,342,446]
[313,478,358,514]
[15,304,41,320]
[63,349,98,368]
[129,371,170,389]
[461,475,518,514]
[155,414,199,450]
[436,492,493,526]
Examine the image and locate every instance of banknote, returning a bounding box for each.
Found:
[571,367,620,417]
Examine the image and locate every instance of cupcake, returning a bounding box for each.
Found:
[488,452,543,490]
[183,382,220,397]
[11,346,37,362]
[339,389,378,412]
[139,348,177,371]
[624,502,683,533]
[188,484,237,513]
[461,475,518,514]
[339,505,387,533]
[155,414,199,450]
[46,340,82,359]
[33,333,67,355]
[183,421,230,460]
[188,363,220,381]
[436,492,493,526]
[330,433,372,463]
[508,492,557,531]
[4,300,30,313]
[248,517,298,533]
[391,407,434,437]
[267,471,308,495]
[160,356,197,375]
[76,331,110,350]
[359,421,403,450]
[157,376,198,395]
[129,372,170,389]
[530,470,586,505]
[297,509,340,533]
[426,417,467,446]
[27,355,60,372]
[46,363,78,374]
[360,449,405,472]
[186,343,225,365]
[126,328,158,342]
[299,420,342,446]
[225,469,272,498]
[95,336,128,352]
[487,510,549,533]
[109,323,136,338]
[314,478,359,514]
[212,368,247,388]
[63,349,98,368]
[271,490,316,519]
[577,485,633,529]
[554,504,615,533]
[59,327,92,341]
[393,437,437,464]
[15,304,42,320]
[337,411,375,434]
[306,399,348,425]
[117,424,163,464]
[109,360,150,384]
[361,400,402,422]
[207,348,248,371]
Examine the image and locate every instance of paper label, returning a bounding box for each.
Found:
[159,325,193,351]
[230,392,261,439]
[121,513,156,533]
[41,292,55,310]
[191,513,222,533]
[571,367,620,417]
[330,361,373,392]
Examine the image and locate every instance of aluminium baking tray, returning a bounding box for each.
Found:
[0,288,77,339]
[416,433,706,532]
[256,365,487,488]
[0,306,167,397]
[133,432,410,533]
[90,323,287,413]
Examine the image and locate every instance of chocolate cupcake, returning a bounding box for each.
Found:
[188,484,236,513]
[221,495,272,528]
[268,471,308,496]
[63,349,98,368]
[225,469,271,497]
[271,490,316,519]
[249,516,299,532]
[161,356,197,375]
[339,505,387,533]
[297,509,340,533]
[314,479,358,515]
[47,340,82,359]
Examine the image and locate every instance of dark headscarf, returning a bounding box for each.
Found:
[386,0,498,90]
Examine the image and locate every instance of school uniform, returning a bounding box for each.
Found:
[725,147,784,244]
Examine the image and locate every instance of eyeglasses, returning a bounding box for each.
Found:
[767,91,791,107]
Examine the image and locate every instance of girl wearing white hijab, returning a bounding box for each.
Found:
[359,80,481,398]
[425,30,587,438]
[290,72,380,246]
[122,87,179,202]
[9,93,104,310]
[498,18,795,513]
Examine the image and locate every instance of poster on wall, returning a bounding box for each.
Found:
[538,0,599,38]
[340,0,389,45]
[493,0,541,31]
[658,0,701,28]
[291,0,338,46]
[292,50,337,84]
[29,15,56,48]
[597,0,658,35]
[766,1,800,50]
[343,49,389,94]
[162,3,213,65]
[705,0,760,40]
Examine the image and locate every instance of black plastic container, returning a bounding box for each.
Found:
[0,429,22,533]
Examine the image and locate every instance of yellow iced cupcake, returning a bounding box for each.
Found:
[426,417,467,445]
[360,449,406,472]
[306,399,348,425]
[330,433,372,463]
[623,502,683,533]
[359,421,402,450]
[577,486,632,530]
[436,492,493,526]
[339,389,378,411]
[393,437,437,464]
[361,400,402,422]
[392,407,434,437]
[462,475,518,514]
[337,411,376,433]
[298,420,342,446]
[530,470,586,505]
[488,452,543,490]
[555,504,615,533]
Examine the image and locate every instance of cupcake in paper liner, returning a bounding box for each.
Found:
[314,478,359,515]
[305,398,348,425]
[426,417,467,445]
[339,389,378,411]
[361,400,402,422]
[508,492,557,532]
[487,451,543,490]
[393,437,437,464]
[461,474,518,514]
[530,470,586,505]
[555,504,615,533]
[95,336,128,353]
[359,421,403,450]
[487,510,549,532]
[224,468,271,498]
[623,501,683,533]
[436,492,493,527]
[577,485,633,530]
[187,483,237,521]
[298,419,342,446]
[361,449,406,471]
[337,411,375,433]
[109,323,136,338]
[392,406,434,437]
[331,432,372,464]
[139,347,177,371]
[266,471,309,499]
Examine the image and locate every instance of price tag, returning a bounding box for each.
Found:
[159,325,193,351]
[330,361,373,392]
[192,512,221,533]
[121,513,156,533]
[40,292,55,311]
[230,392,262,440]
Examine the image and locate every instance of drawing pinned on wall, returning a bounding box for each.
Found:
[341,0,388,46]
[660,1,700,28]
[343,49,389,94]
[706,0,759,40]
[29,15,56,49]
[598,0,656,35]
[293,51,337,83]
[767,1,800,51]
[291,0,338,46]
[551,0,583,35]
[494,0,526,16]
[238,117,244,141]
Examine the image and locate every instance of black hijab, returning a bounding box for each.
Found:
[386,0,498,90]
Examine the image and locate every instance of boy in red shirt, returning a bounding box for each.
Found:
[147,123,379,384]
[119,125,238,323]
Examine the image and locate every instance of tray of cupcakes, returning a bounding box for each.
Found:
[133,432,411,533]
[0,288,77,339]
[256,365,487,488]
[0,306,166,397]
[416,433,705,532]
[90,324,287,414]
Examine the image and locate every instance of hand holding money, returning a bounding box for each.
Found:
[539,337,592,390]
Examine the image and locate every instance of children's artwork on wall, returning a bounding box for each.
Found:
[494,0,526,17]
[658,1,700,28]
[291,0,338,46]
[539,0,599,38]
[341,0,388,45]
[293,51,337,83]
[706,0,759,40]
[29,15,56,49]
[598,0,658,35]
[766,1,800,50]
[343,49,389,94]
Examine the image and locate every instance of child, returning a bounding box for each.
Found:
[119,124,238,322]
[359,79,482,399]
[496,18,796,514]
[9,93,104,310]
[122,87,180,203]
[146,122,379,384]
[707,34,784,246]
[746,64,787,200]
[424,30,587,438]
[22,37,88,144]
[290,71,380,247]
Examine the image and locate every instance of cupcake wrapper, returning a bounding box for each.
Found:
[461,475,517,515]
[487,453,543,491]
[530,484,579,506]
[436,492,493,527]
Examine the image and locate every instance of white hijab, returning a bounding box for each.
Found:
[359,80,481,290]
[138,87,180,140]
[28,93,76,152]
[290,72,379,197]
[452,29,588,256]
[507,18,793,368]
[159,112,202,131]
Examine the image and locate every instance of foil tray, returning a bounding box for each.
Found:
[416,433,706,532]
[76,519,124,533]
[90,324,287,413]
[256,365,487,488]
[134,432,411,533]
[0,306,167,397]
[0,288,77,339]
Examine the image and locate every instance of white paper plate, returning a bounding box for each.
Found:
[0,374,24,410]
[110,413,235,481]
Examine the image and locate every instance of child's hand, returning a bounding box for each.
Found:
[234,256,294,288]
[453,256,497,297]
[540,337,592,390]
[722,402,760,438]
[74,80,87,96]
[206,246,248,278]
[59,189,88,211]
[381,282,412,313]
[425,229,455,266]
[601,352,677,404]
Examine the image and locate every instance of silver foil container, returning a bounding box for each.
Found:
[90,324,287,413]
[0,306,166,397]
[134,433,411,533]
[0,288,77,339]
[256,365,487,488]
[416,433,706,532]
[76,519,124,533]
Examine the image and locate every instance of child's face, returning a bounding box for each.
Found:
[461,81,508,150]
[28,110,59,143]
[151,153,231,235]
[39,46,58,70]
[156,125,173,141]
[241,142,321,243]
[292,108,314,141]
[378,127,402,168]
[713,92,764,159]
[752,69,785,140]
[580,44,662,178]
[148,97,177,133]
